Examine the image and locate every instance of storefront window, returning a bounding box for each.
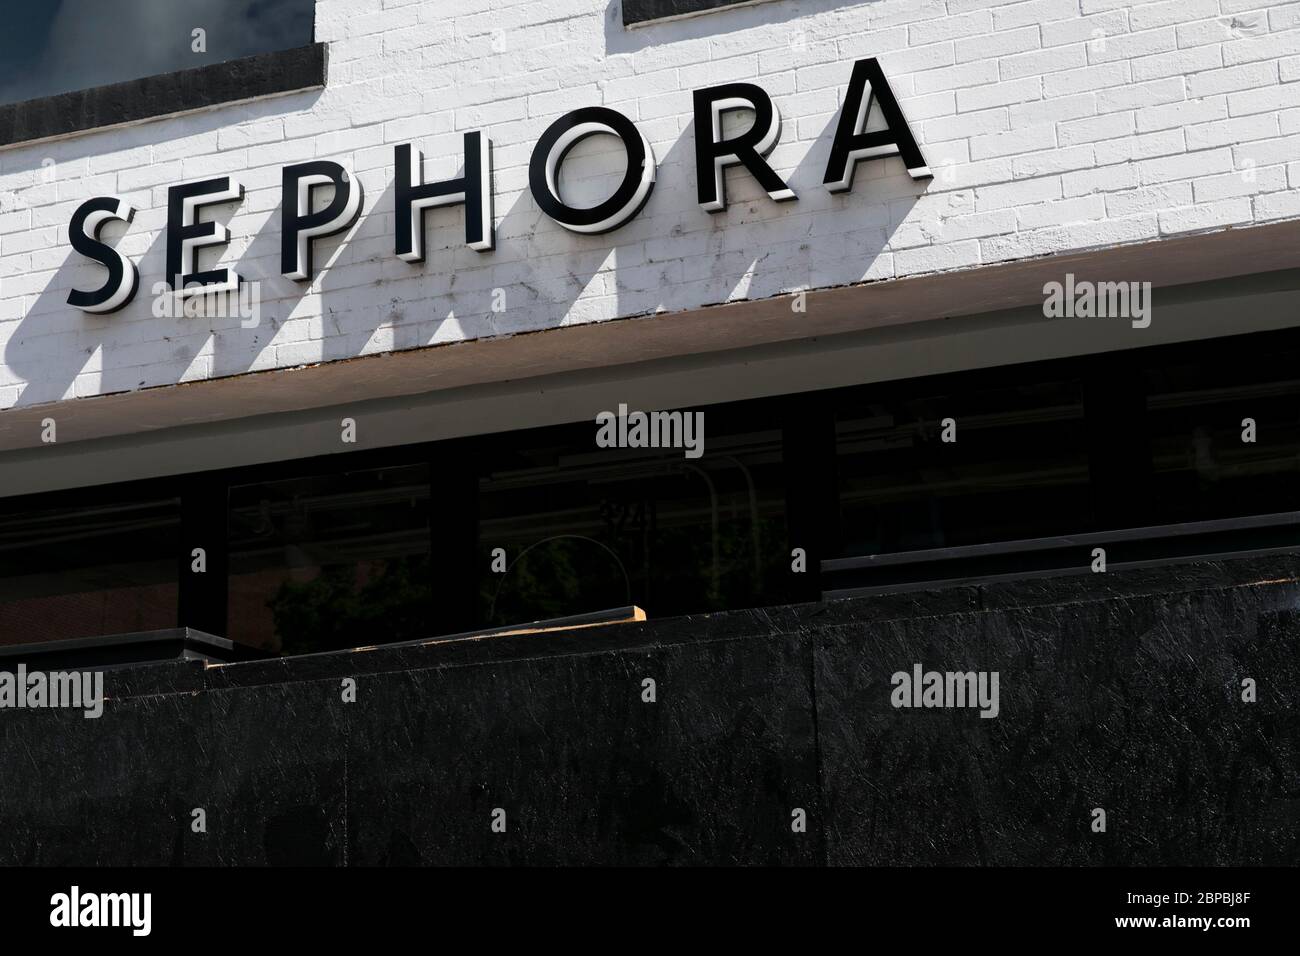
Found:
[0,498,180,645]
[11,330,1300,655]
[226,464,432,656]
[478,410,789,624]
[835,378,1093,556]
[1145,348,1300,524]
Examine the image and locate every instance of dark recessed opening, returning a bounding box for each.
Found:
[0,43,326,150]
[623,0,778,28]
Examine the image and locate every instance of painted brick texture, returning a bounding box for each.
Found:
[1,0,1298,409]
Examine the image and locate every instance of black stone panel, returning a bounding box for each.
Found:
[1,554,1298,866]
[183,678,350,867]
[0,692,204,865]
[0,43,326,149]
[344,633,820,866]
[815,588,1300,865]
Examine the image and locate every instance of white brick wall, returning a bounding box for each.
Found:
[1,0,1299,410]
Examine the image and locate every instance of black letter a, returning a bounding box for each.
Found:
[823,58,931,192]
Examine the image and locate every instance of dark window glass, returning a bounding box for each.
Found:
[835,378,1092,556]
[478,409,789,625]
[0,498,180,644]
[227,464,432,656]
[0,0,315,107]
[623,0,783,28]
[1144,348,1300,524]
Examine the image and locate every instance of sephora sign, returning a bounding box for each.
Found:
[66,58,928,314]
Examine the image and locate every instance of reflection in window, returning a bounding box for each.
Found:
[478,413,788,625]
[227,465,432,656]
[1145,354,1300,524]
[0,0,314,106]
[0,499,180,645]
[835,379,1092,556]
